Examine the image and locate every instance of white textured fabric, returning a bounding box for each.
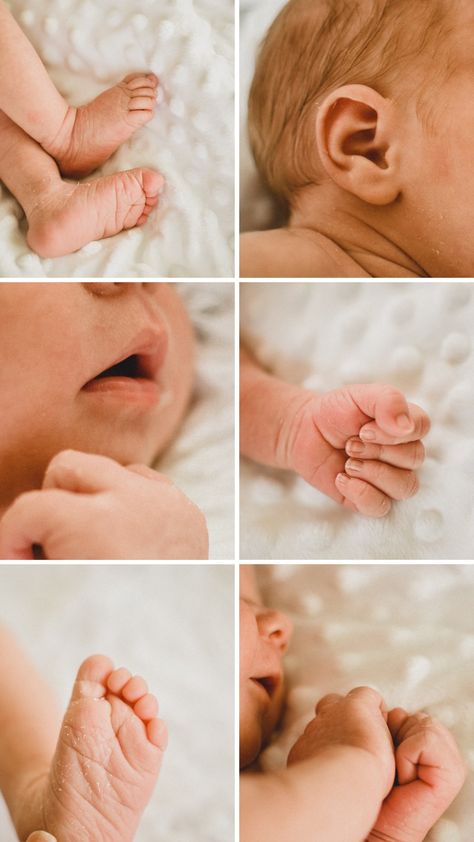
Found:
[1,0,234,278]
[0,565,234,841]
[240,282,474,560]
[162,282,234,560]
[256,564,474,842]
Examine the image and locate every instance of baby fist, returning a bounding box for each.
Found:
[368,708,466,842]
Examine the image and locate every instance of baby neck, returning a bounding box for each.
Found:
[290,186,429,278]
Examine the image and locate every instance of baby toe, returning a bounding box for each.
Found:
[147,717,168,750]
[122,675,149,703]
[134,692,159,721]
[123,73,157,89]
[107,666,132,694]
[72,654,114,700]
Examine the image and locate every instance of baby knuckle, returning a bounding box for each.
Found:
[373,494,391,518]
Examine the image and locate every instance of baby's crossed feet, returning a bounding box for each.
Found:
[27,167,163,257]
[45,73,160,178]
[39,654,166,842]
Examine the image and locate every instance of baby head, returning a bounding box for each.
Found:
[248,0,474,271]
[240,566,293,768]
[0,282,194,508]
[249,0,451,202]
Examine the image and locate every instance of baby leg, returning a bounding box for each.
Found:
[0,111,162,257]
[0,626,59,839]
[0,1,159,178]
[0,1,69,146]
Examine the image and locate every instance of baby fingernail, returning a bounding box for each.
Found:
[347,439,365,455]
[360,429,376,441]
[336,472,349,486]
[345,458,363,474]
[396,413,414,432]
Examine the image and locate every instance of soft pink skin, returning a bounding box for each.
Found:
[15,655,167,842]
[44,73,160,178]
[0,5,163,254]
[240,567,293,768]
[0,283,194,517]
[367,709,466,842]
[240,348,430,518]
[288,688,396,799]
[0,449,209,560]
[288,386,430,517]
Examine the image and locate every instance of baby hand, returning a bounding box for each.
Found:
[285,383,430,517]
[367,709,466,842]
[0,450,208,560]
[288,687,396,799]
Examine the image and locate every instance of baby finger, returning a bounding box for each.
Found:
[335,473,392,517]
[345,438,425,470]
[344,459,419,501]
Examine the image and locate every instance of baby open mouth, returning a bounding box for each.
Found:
[252,675,280,700]
[82,351,162,403]
[94,354,146,380]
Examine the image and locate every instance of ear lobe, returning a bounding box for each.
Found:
[316,85,401,205]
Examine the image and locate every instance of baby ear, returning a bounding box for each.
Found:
[316,85,401,205]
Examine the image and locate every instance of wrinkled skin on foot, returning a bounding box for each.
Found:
[45,73,160,178]
[16,655,167,842]
[27,167,163,258]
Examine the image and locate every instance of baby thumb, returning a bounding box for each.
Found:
[26,833,58,842]
[374,386,414,436]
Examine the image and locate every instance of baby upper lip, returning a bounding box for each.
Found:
[251,671,282,700]
[83,327,168,388]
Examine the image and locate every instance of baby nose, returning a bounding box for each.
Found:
[257,610,293,653]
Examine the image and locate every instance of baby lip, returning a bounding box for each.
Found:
[83,328,168,387]
[251,672,282,700]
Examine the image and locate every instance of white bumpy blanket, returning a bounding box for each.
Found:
[1,0,234,278]
[241,283,474,560]
[257,564,474,842]
[162,282,234,560]
[0,565,234,841]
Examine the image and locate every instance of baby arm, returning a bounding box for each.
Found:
[241,687,395,842]
[0,627,58,839]
[240,346,430,517]
[367,709,466,842]
[0,450,208,560]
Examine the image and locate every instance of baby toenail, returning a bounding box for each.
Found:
[360,429,376,441]
[346,459,363,473]
[336,472,349,486]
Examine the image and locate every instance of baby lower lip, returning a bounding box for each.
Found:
[82,375,160,404]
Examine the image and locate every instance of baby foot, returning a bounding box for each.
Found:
[27,167,163,257]
[40,655,167,842]
[46,73,159,178]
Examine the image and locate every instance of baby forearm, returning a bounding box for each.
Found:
[0,627,58,829]
[241,747,386,842]
[240,346,313,469]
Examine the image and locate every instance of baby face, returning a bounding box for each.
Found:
[240,567,293,768]
[406,0,474,273]
[0,282,194,506]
